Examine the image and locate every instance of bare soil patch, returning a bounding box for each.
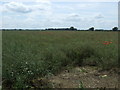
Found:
[46,66,119,88]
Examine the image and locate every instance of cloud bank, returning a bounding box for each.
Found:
[0,1,118,29]
[5,2,32,13]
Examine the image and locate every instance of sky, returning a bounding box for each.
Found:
[0,0,119,30]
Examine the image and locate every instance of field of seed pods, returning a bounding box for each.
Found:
[2,31,118,88]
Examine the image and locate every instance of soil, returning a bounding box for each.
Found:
[46,66,119,88]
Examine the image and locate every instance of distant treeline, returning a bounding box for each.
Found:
[45,27,77,31]
[2,26,119,31]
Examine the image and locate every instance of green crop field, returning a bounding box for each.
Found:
[2,31,118,88]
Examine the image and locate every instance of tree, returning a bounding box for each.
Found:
[112,27,118,31]
[70,26,77,30]
[89,27,94,31]
[70,26,74,30]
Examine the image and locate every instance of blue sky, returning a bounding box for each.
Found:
[0,0,118,29]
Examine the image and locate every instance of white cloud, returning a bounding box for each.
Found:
[65,13,82,22]
[0,0,119,2]
[2,0,52,14]
[4,2,32,13]
[94,14,104,19]
[23,0,52,24]
[36,0,51,5]
[1,1,117,29]
[2,0,53,28]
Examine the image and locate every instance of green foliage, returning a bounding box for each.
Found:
[2,31,118,88]
[70,26,77,30]
[89,27,94,31]
[112,27,118,31]
[79,81,84,89]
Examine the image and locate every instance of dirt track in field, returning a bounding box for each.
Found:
[47,66,119,88]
